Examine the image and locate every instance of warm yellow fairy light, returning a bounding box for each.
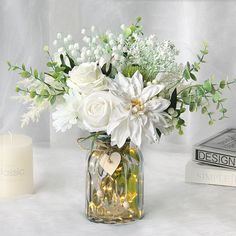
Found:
[86,142,144,223]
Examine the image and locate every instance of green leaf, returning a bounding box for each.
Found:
[7,61,11,69]
[197,86,205,96]
[124,28,132,37]
[212,92,221,103]
[219,98,227,103]
[189,102,196,112]
[200,49,208,55]
[203,80,212,92]
[40,89,49,97]
[169,88,177,110]
[197,97,202,106]
[12,66,18,71]
[100,35,108,43]
[156,128,162,138]
[40,72,45,80]
[183,68,191,80]
[181,90,189,99]
[66,53,75,68]
[20,71,31,78]
[190,73,197,81]
[102,63,112,76]
[178,118,185,126]
[219,108,227,113]
[49,96,56,105]
[209,120,214,126]
[136,16,142,23]
[203,41,208,48]
[30,90,36,98]
[122,65,140,77]
[219,80,226,89]
[47,62,57,67]
[22,64,26,71]
[130,25,136,33]
[178,129,184,135]
[60,55,71,74]
[34,69,38,78]
[187,62,191,70]
[182,96,190,105]
[55,67,65,73]
[201,107,207,114]
[211,85,216,95]
[193,62,200,71]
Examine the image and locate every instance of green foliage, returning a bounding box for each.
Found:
[49,95,57,105]
[101,63,112,77]
[122,65,148,80]
[30,90,36,98]
[177,77,236,126]
[168,41,236,135]
[136,16,142,23]
[20,71,31,78]
[122,16,143,41]
[47,61,57,67]
[124,28,132,37]
[183,42,208,83]
[122,65,140,77]
[169,88,177,110]
[100,35,108,44]
[8,51,69,106]
[203,80,212,92]
[15,86,20,92]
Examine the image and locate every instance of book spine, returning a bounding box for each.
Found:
[193,148,236,169]
[185,161,236,187]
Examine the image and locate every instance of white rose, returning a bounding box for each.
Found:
[79,91,114,132]
[67,62,107,93]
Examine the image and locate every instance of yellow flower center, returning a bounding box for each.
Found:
[131,99,144,113]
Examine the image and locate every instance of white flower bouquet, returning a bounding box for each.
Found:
[8,17,235,147]
[8,17,236,224]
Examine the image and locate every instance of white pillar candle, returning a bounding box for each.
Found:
[0,134,33,198]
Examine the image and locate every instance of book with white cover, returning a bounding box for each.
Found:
[193,128,236,169]
[185,160,236,187]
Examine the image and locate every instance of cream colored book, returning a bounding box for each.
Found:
[185,161,236,187]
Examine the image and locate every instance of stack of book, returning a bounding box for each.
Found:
[185,128,236,187]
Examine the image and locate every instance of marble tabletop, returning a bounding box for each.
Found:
[0,143,235,236]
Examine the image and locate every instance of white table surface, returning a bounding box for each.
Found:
[0,143,236,236]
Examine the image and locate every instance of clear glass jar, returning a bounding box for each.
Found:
[85,138,144,224]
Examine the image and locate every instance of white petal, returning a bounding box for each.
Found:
[141,84,164,102]
[107,105,129,134]
[152,112,169,126]
[114,73,130,91]
[143,119,159,143]
[130,71,143,97]
[145,98,170,112]
[110,119,130,148]
[99,54,111,68]
[129,117,143,147]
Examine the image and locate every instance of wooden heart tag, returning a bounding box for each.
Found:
[99,152,121,175]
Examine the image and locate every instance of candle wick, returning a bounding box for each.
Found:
[8,131,13,144]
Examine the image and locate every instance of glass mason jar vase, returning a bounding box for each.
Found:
[85,138,144,224]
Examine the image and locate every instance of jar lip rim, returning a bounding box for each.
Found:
[96,135,131,143]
